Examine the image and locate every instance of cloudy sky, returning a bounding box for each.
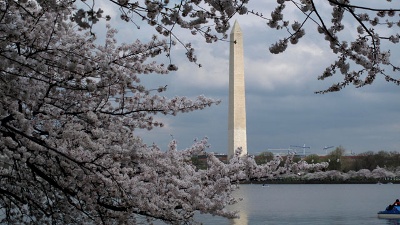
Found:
[99,1,400,156]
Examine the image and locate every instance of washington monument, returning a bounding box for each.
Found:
[228,21,248,159]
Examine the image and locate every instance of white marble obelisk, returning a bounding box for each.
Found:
[228,21,247,159]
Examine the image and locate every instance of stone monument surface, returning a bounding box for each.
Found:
[228,21,247,159]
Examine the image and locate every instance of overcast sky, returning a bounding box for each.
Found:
[99,1,400,156]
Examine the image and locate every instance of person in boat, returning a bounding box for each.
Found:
[386,199,400,210]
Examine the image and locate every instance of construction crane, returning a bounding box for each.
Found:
[322,146,335,155]
[267,147,296,156]
[290,144,310,156]
[267,146,296,155]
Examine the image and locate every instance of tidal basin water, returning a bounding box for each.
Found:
[193,184,400,225]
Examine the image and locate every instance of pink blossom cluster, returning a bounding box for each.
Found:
[301,167,400,181]
[4,0,399,223]
[68,0,400,92]
[265,0,400,93]
[70,0,249,66]
[0,1,327,224]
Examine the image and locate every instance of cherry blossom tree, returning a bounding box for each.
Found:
[263,0,400,93]
[371,167,396,179]
[66,0,400,93]
[0,1,329,224]
[3,0,398,223]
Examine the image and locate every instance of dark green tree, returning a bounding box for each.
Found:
[254,152,274,165]
[327,146,346,171]
[304,154,321,164]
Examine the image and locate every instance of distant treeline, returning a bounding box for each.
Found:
[190,148,400,184]
[300,147,399,172]
[251,148,400,184]
[191,147,400,173]
[254,147,400,172]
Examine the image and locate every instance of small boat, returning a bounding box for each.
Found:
[378,205,400,219]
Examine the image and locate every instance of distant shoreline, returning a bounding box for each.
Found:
[241,179,400,185]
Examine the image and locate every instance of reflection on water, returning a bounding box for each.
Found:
[228,183,249,225]
[385,219,400,225]
[230,209,248,225]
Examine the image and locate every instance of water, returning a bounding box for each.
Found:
[193,184,400,225]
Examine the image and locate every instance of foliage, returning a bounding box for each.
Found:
[254,151,274,165]
[304,154,321,164]
[255,149,400,182]
[301,167,398,182]
[337,149,400,172]
[320,148,400,173]
[346,150,400,172]
[2,0,399,223]
[63,0,400,92]
[0,1,330,224]
[326,146,346,171]
[266,0,400,93]
[0,1,225,223]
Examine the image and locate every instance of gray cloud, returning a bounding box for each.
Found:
[114,2,400,156]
